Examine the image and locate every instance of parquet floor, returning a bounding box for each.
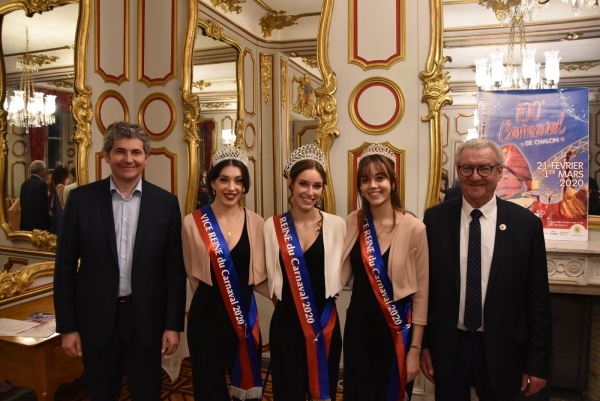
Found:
[54,358,345,401]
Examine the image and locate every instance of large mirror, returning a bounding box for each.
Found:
[181,0,338,215]
[439,0,600,228]
[0,0,92,249]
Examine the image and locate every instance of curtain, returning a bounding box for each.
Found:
[198,121,215,173]
[30,126,47,161]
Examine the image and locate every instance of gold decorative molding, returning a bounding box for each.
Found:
[193,79,212,90]
[3,257,28,272]
[94,0,129,85]
[210,0,245,14]
[259,11,299,38]
[31,229,57,252]
[561,62,600,72]
[280,58,287,109]
[261,54,272,106]
[314,0,338,214]
[243,48,256,118]
[453,112,474,136]
[244,122,256,151]
[48,80,74,89]
[95,89,130,134]
[348,77,405,135]
[149,146,178,195]
[205,20,225,41]
[203,102,231,109]
[138,93,177,141]
[292,74,317,119]
[18,54,58,67]
[11,140,27,158]
[420,0,453,210]
[302,56,317,69]
[0,0,91,248]
[0,262,54,306]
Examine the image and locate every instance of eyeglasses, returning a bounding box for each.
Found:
[457,164,500,177]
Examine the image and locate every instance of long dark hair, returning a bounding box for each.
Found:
[49,165,68,193]
[286,159,327,230]
[356,154,405,225]
[207,159,251,195]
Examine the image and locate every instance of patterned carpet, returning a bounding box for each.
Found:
[54,358,344,401]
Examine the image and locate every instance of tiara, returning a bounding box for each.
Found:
[358,143,396,165]
[211,146,249,167]
[283,144,327,178]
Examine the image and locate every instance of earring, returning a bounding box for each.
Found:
[316,197,322,208]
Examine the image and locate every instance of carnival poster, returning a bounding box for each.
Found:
[478,88,589,241]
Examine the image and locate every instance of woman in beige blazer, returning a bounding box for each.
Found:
[341,143,429,401]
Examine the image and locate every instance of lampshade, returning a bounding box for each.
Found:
[521,48,537,80]
[490,51,504,83]
[544,50,561,84]
[45,95,56,115]
[475,58,489,88]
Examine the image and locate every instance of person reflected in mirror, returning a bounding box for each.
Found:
[19,160,50,231]
[182,147,267,401]
[63,166,78,204]
[196,171,210,209]
[341,143,429,401]
[439,170,450,203]
[49,163,69,235]
[54,121,186,401]
[421,138,552,401]
[263,144,345,401]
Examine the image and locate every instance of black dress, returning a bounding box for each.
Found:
[187,216,262,401]
[343,240,413,401]
[269,230,343,401]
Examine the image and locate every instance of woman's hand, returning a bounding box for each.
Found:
[406,348,421,383]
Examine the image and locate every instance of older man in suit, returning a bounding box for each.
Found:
[54,122,186,400]
[19,160,50,231]
[420,138,552,401]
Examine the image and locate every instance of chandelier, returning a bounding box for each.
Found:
[474,10,561,90]
[4,27,56,133]
[479,0,599,24]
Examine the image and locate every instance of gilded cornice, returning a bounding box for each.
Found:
[259,11,300,38]
[210,0,245,14]
[561,61,600,72]
[301,56,317,69]
[420,0,453,210]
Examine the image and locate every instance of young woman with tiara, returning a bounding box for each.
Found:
[264,144,345,401]
[341,143,429,401]
[182,147,268,400]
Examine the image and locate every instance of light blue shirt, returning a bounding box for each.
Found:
[110,176,142,296]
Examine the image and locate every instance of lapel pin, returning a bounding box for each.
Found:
[499,224,506,231]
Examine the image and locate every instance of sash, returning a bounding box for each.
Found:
[273,212,337,401]
[358,211,413,401]
[193,206,262,400]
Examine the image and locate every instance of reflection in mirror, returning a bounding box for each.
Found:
[192,32,238,179]
[1,3,78,237]
[289,68,321,153]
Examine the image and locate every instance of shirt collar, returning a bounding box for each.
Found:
[462,195,496,220]
[109,175,143,197]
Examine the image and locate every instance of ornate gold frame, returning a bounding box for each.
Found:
[348,76,405,135]
[181,7,246,215]
[420,0,453,210]
[10,140,27,158]
[95,89,130,134]
[243,122,256,151]
[0,0,92,249]
[243,48,256,118]
[0,261,55,306]
[94,0,130,85]
[148,146,178,195]
[137,92,177,141]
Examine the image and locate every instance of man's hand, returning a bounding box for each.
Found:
[521,374,546,396]
[161,330,180,355]
[62,331,82,357]
[419,348,435,384]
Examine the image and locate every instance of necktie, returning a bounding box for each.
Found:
[465,209,483,332]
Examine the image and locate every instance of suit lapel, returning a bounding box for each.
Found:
[487,198,509,293]
[450,199,462,297]
[132,179,152,266]
[98,178,119,266]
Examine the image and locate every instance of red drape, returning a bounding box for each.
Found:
[29,126,47,161]
[198,121,215,173]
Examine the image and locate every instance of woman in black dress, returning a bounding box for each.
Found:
[341,143,429,401]
[182,147,268,400]
[264,144,346,401]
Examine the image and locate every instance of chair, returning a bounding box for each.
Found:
[7,198,20,231]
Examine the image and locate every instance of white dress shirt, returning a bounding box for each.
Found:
[110,176,142,297]
[457,196,497,331]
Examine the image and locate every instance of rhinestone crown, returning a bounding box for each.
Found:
[358,143,396,165]
[283,144,327,178]
[211,146,249,167]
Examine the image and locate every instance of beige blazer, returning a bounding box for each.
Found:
[264,211,346,300]
[341,210,429,326]
[182,207,267,294]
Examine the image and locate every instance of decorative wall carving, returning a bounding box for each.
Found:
[292,74,317,119]
[261,54,272,106]
[0,261,54,305]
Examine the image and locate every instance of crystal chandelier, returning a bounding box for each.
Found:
[4,27,56,133]
[474,10,561,90]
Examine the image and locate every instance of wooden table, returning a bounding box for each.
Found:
[0,294,83,401]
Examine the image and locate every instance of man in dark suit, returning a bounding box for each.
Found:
[54,122,186,400]
[420,138,552,401]
[19,160,50,231]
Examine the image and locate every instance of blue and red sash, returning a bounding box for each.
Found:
[273,212,337,401]
[358,211,413,401]
[193,206,262,400]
